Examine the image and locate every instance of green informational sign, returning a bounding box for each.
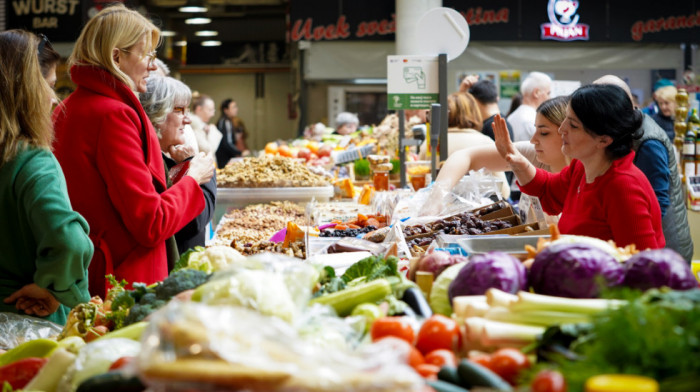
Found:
[387,55,439,110]
[499,70,521,99]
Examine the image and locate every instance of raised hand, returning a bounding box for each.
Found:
[493,114,537,186]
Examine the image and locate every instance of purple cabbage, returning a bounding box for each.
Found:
[448,251,527,302]
[530,243,625,298]
[623,249,697,291]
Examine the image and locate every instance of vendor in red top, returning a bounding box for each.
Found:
[52,4,215,297]
[492,84,664,250]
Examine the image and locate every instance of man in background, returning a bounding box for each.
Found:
[507,71,552,142]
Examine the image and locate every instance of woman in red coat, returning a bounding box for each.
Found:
[52,4,215,296]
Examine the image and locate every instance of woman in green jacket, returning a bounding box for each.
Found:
[0,30,93,325]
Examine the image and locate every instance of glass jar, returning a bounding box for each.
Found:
[676,88,689,106]
[373,170,389,191]
[410,174,427,190]
[676,106,688,120]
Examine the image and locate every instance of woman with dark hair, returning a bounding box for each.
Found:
[493,84,664,250]
[37,33,61,90]
[215,98,248,167]
[0,30,92,324]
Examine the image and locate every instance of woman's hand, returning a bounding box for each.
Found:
[493,114,536,186]
[3,283,60,317]
[186,152,215,185]
[168,144,196,163]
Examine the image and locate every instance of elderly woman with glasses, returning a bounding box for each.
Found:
[52,4,215,296]
[140,75,216,256]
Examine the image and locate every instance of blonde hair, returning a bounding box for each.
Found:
[0,30,54,165]
[69,3,160,91]
[655,85,677,102]
[448,92,483,130]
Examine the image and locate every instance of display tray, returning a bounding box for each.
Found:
[456,234,556,255]
[214,186,333,225]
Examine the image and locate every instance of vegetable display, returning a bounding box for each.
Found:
[530,243,624,298]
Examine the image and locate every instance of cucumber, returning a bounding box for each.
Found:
[309,279,392,316]
[428,379,471,392]
[457,359,512,391]
[437,365,464,387]
[75,372,145,392]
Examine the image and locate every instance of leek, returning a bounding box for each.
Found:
[484,307,591,326]
[485,289,518,307]
[453,296,488,320]
[465,317,545,347]
[510,291,626,315]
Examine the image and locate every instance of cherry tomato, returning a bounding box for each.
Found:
[370,316,415,344]
[414,363,441,380]
[424,349,458,368]
[108,356,135,371]
[531,369,567,392]
[415,315,461,355]
[489,348,531,385]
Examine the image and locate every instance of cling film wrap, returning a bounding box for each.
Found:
[137,301,424,392]
[0,312,62,350]
[417,169,504,218]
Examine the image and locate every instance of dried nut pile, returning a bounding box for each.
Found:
[212,201,306,246]
[231,239,306,259]
[217,156,330,188]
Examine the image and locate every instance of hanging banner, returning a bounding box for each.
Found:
[387,55,439,110]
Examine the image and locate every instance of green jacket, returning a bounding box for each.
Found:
[0,146,93,325]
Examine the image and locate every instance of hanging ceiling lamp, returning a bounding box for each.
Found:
[179,0,208,13]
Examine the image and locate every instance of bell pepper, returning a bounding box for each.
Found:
[0,357,49,389]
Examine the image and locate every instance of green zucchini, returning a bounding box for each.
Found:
[437,365,464,387]
[309,279,392,316]
[457,359,512,391]
[428,379,471,392]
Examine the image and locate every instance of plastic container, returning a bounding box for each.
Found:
[585,375,658,392]
[457,234,561,255]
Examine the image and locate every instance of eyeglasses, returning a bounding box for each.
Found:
[173,106,190,116]
[37,33,53,56]
[119,48,158,66]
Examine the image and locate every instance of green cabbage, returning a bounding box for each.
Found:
[429,262,467,316]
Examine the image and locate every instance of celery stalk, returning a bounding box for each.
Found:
[484,307,591,326]
[510,291,626,315]
[486,288,519,307]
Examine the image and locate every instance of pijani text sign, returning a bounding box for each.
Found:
[6,0,83,41]
[387,56,439,110]
[540,0,590,41]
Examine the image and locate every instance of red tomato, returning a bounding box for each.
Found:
[108,356,135,371]
[370,316,415,344]
[489,348,531,385]
[424,349,458,368]
[414,363,440,380]
[415,315,461,355]
[531,369,567,392]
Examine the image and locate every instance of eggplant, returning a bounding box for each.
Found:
[401,287,433,318]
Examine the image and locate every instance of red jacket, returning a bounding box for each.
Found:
[520,152,665,250]
[53,66,204,296]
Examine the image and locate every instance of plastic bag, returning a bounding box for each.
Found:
[137,301,424,392]
[417,169,504,217]
[0,312,62,350]
[191,252,319,323]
